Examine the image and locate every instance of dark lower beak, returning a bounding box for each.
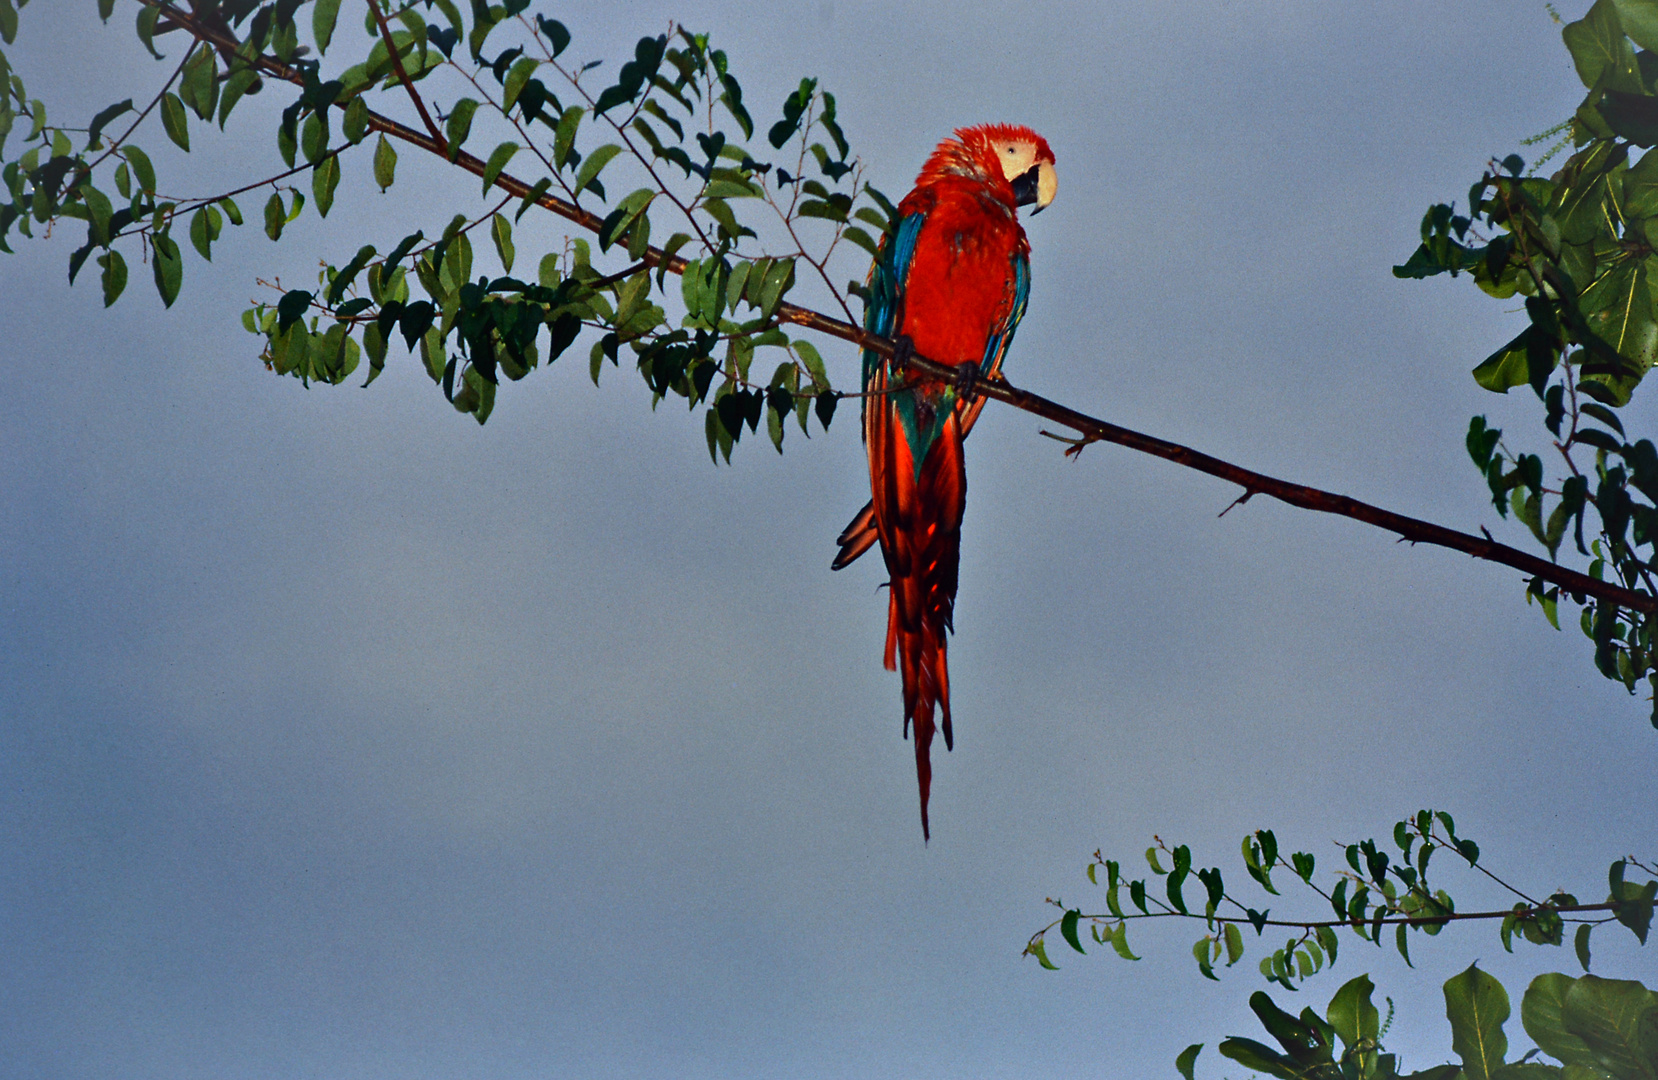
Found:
[1012,164,1040,209]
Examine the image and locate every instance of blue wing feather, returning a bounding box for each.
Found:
[862,211,926,395]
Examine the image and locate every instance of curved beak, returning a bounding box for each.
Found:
[1012,161,1058,214]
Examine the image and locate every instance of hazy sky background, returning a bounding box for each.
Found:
[3,3,1655,1078]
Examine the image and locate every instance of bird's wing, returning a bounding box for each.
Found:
[956,247,1030,437]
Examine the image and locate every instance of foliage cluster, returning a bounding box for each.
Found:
[1026,812,1656,994]
[1184,966,1658,1080]
[1396,0,1658,722]
[0,0,890,457]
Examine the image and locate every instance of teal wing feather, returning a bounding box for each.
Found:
[978,250,1030,379]
[861,211,926,396]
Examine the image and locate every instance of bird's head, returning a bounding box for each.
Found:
[956,123,1057,214]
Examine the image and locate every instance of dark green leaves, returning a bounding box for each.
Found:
[594,35,666,115]
[1524,972,1658,1080]
[768,77,816,148]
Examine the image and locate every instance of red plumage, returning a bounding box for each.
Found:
[849,124,1053,839]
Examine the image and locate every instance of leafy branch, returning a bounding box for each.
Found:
[1025,810,1657,991]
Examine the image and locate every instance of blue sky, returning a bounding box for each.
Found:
[2,2,1654,1078]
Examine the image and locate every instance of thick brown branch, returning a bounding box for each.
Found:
[134,0,1658,618]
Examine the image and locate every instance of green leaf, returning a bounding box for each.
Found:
[342,97,369,143]
[98,249,127,306]
[1060,909,1086,955]
[160,92,189,151]
[490,212,515,273]
[1175,1044,1202,1080]
[1525,973,1600,1069]
[1327,975,1380,1052]
[373,134,397,191]
[1564,0,1643,92]
[553,106,584,168]
[480,140,520,195]
[1561,975,1658,1080]
[574,143,623,199]
[218,68,258,129]
[124,146,156,194]
[264,191,286,241]
[1027,938,1059,971]
[327,245,377,305]
[1106,922,1140,961]
[502,56,539,112]
[445,98,479,160]
[188,205,217,260]
[1223,922,1244,965]
[313,154,340,217]
[151,232,182,307]
[313,0,341,55]
[1445,963,1511,1080]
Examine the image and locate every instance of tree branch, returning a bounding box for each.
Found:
[133,0,1658,618]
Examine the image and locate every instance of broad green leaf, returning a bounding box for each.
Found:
[444,97,479,160]
[490,213,515,273]
[98,250,127,306]
[1582,260,1658,370]
[1060,909,1085,955]
[502,56,539,111]
[264,191,286,241]
[1328,975,1380,1052]
[1175,1044,1202,1080]
[342,97,369,143]
[481,140,519,195]
[1026,938,1059,971]
[1216,1037,1303,1080]
[373,134,397,190]
[124,146,155,193]
[1445,964,1511,1080]
[313,154,340,216]
[188,205,218,260]
[218,68,258,128]
[1525,973,1600,1069]
[1563,0,1642,92]
[553,106,584,167]
[151,232,182,307]
[301,111,329,163]
[574,143,623,198]
[1561,975,1658,1080]
[160,91,189,151]
[313,0,341,54]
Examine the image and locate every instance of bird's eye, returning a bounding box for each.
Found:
[1005,146,1016,154]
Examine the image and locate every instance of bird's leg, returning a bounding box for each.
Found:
[952,361,980,398]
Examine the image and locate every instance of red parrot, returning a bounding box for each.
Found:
[832,124,1057,839]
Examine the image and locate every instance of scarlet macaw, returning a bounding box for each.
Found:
[832,124,1057,839]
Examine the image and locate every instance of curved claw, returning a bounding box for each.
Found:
[890,334,915,375]
[953,361,980,398]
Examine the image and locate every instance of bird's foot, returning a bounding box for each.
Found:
[952,361,980,398]
[890,334,914,375]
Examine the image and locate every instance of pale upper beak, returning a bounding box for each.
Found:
[1012,160,1058,214]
